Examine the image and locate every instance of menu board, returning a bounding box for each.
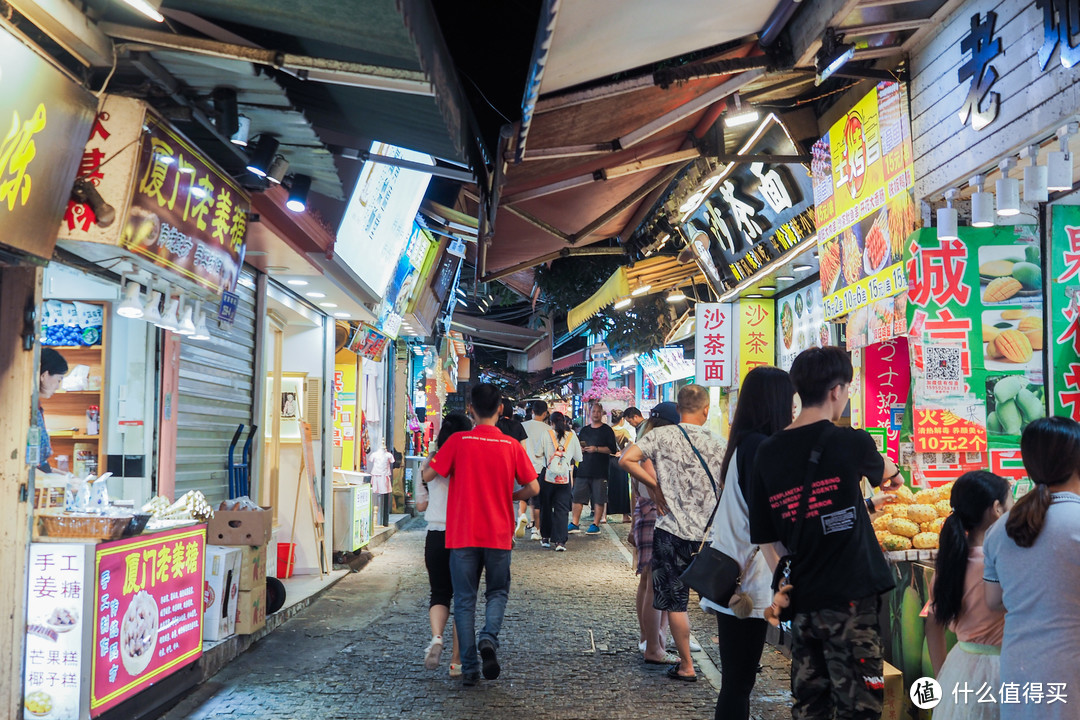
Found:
[24,544,86,720]
[637,347,694,386]
[812,82,915,320]
[776,284,830,371]
[352,484,373,550]
[91,526,205,715]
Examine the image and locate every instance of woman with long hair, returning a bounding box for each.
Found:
[416,412,473,676]
[701,366,794,720]
[926,471,1010,720]
[538,411,582,551]
[983,417,1080,720]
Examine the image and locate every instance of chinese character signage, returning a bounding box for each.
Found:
[376,224,434,338]
[348,322,389,362]
[637,347,694,386]
[739,299,775,385]
[24,544,86,720]
[680,116,816,287]
[61,96,248,295]
[864,339,910,464]
[91,526,205,715]
[776,284,831,371]
[914,401,988,454]
[958,12,1002,131]
[1050,205,1080,422]
[812,81,914,320]
[694,303,732,387]
[0,29,96,262]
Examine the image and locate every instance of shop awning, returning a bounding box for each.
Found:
[566,256,706,331]
[449,315,546,352]
[552,349,588,373]
[567,268,630,331]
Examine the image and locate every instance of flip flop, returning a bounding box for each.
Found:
[643,653,680,665]
[666,665,698,682]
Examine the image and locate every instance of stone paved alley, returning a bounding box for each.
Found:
[159,519,793,720]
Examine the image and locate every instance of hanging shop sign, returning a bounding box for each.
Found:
[637,347,694,386]
[24,544,86,720]
[812,81,915,321]
[348,322,390,362]
[61,95,248,294]
[0,28,96,262]
[90,526,205,715]
[776,283,831,371]
[906,225,1044,458]
[680,115,816,287]
[1049,205,1080,422]
[376,224,435,337]
[694,303,733,387]
[864,339,911,464]
[738,298,775,385]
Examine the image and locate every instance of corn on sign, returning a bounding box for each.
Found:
[811,81,915,321]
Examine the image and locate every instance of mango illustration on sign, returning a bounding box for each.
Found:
[0,103,47,211]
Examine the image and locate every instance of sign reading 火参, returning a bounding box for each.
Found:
[0,29,96,262]
[694,303,732,387]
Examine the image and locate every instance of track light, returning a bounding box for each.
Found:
[1048,123,1078,191]
[1020,145,1048,203]
[142,287,162,325]
[996,158,1019,216]
[117,277,144,318]
[969,175,995,228]
[71,178,116,228]
[613,297,632,309]
[267,155,289,185]
[158,291,180,331]
[177,298,196,335]
[631,285,651,296]
[724,92,759,128]
[246,136,279,177]
[937,188,959,240]
[286,174,311,212]
[231,115,251,147]
[212,88,239,140]
[191,311,211,341]
[815,28,855,86]
[666,289,686,303]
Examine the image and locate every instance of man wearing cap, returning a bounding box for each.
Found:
[620,385,726,681]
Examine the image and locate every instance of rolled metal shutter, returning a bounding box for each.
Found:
[174,270,258,504]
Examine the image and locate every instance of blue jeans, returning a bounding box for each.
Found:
[449,547,512,675]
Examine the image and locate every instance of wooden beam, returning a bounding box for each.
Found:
[481,246,626,283]
[787,0,863,67]
[570,162,690,244]
[842,17,932,35]
[601,149,702,180]
[502,204,573,243]
[501,173,598,205]
[521,142,617,161]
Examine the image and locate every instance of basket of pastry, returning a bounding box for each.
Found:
[39,509,133,541]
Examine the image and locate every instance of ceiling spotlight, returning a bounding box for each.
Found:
[794,264,813,272]
[212,88,239,139]
[191,310,211,341]
[613,297,632,309]
[334,312,349,318]
[158,292,180,332]
[142,288,163,325]
[176,298,196,336]
[776,275,796,282]
[286,279,308,286]
[267,155,289,185]
[1048,122,1078,191]
[746,293,764,298]
[231,115,251,147]
[631,284,651,296]
[938,188,959,240]
[71,178,116,228]
[319,302,338,308]
[969,174,995,227]
[996,158,1020,216]
[1021,145,1048,203]
[666,289,686,303]
[724,93,759,128]
[815,27,855,86]
[455,287,467,298]
[246,135,280,177]
[120,0,164,22]
[116,278,144,319]
[306,292,326,299]
[286,174,311,212]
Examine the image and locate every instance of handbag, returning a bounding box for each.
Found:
[770,424,835,621]
[674,425,744,607]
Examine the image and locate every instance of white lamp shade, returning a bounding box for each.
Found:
[936,206,959,240]
[177,304,196,335]
[142,290,162,324]
[116,281,144,318]
[971,190,995,227]
[996,177,1020,216]
[191,311,211,341]
[1048,150,1073,191]
[1023,163,1049,203]
[158,296,180,330]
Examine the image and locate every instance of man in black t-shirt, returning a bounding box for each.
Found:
[570,402,618,535]
[749,347,901,720]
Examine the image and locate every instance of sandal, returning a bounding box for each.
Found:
[666,665,698,682]
[643,652,681,665]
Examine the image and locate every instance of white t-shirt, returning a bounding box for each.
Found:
[521,419,556,474]
[416,469,449,531]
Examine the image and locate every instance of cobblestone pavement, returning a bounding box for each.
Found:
[160,517,793,720]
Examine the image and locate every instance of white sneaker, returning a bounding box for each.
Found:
[667,636,703,652]
[424,636,444,670]
[530,528,542,541]
[514,514,528,539]
[449,662,462,678]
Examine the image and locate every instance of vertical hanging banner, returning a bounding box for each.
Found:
[695,303,733,387]
[812,81,915,320]
[739,299,775,385]
[864,339,911,463]
[1050,205,1080,422]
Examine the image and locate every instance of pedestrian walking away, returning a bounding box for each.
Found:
[538,411,582,551]
[423,383,539,687]
[520,400,555,541]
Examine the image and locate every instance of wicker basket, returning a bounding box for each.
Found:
[39,512,132,541]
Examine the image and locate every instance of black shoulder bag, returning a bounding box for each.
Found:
[770,424,835,621]
[674,425,743,607]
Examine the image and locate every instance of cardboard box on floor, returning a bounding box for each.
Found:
[207,507,273,546]
[238,545,266,591]
[881,661,904,720]
[235,584,266,635]
[204,546,242,641]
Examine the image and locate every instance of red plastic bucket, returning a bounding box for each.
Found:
[276,542,296,579]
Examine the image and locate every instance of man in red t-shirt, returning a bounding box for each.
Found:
[424,383,539,686]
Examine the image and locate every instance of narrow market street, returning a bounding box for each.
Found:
[159,519,793,720]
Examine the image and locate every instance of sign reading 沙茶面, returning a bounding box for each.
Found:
[0,29,96,262]
[694,303,732,387]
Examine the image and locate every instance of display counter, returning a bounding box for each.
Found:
[24,524,206,720]
[332,470,373,553]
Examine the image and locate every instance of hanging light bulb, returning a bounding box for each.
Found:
[937,188,959,240]
[142,285,163,325]
[177,297,196,335]
[1021,144,1048,203]
[1048,122,1078,192]
[996,158,1020,216]
[666,288,686,303]
[116,277,145,318]
[969,174,995,228]
[158,291,180,331]
[631,284,651,296]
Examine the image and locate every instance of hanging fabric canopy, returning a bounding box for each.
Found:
[567,267,630,331]
[567,257,707,331]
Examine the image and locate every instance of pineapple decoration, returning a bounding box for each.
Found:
[873,481,953,552]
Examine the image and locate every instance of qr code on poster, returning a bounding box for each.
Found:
[925,346,962,382]
[939,451,958,465]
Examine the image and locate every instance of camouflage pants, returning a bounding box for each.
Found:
[790,595,884,720]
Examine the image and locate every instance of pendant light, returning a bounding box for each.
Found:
[937,188,959,240]
[969,175,995,228]
[246,136,279,177]
[666,288,686,303]
[1048,122,1078,192]
[1021,144,1048,203]
[286,174,311,212]
[996,158,1020,216]
[116,276,145,318]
